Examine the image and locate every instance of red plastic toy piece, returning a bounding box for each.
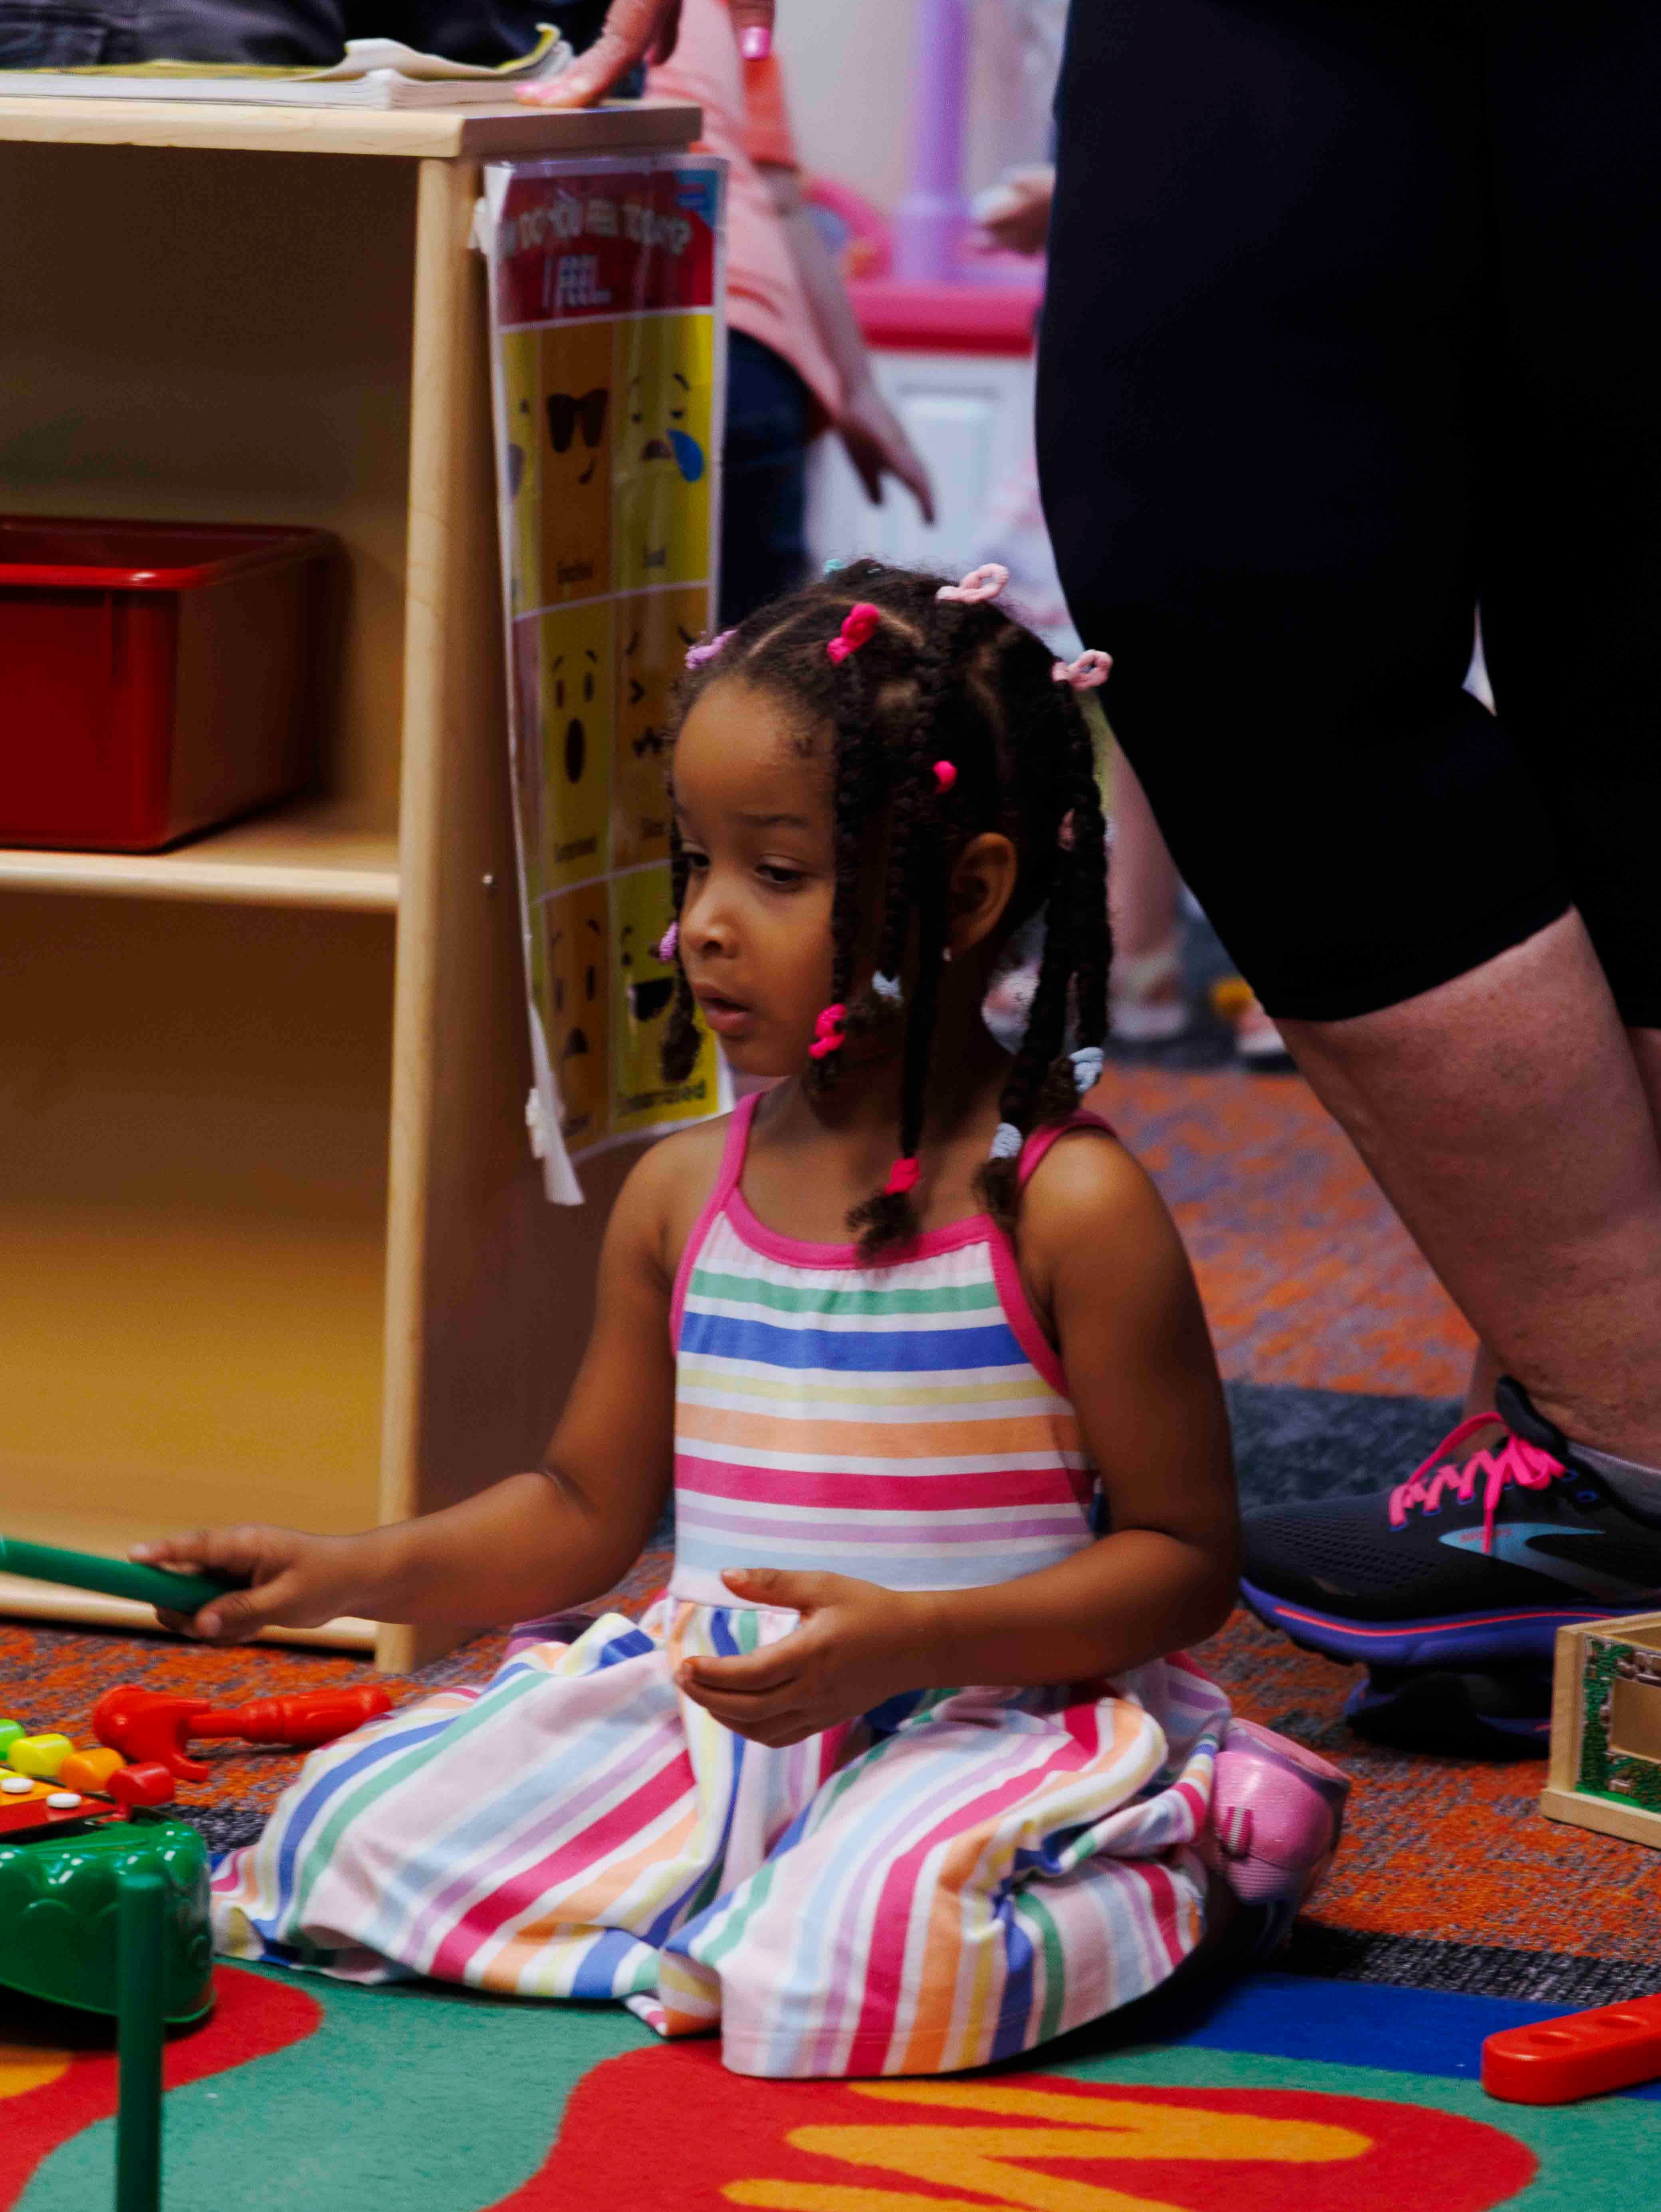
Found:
[105,1762,177,1810]
[192,1687,392,1748]
[92,1689,214,1782]
[1483,1992,1661,2103]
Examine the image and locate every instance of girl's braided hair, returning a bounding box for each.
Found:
[660,560,1111,1259]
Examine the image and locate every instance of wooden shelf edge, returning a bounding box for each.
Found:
[0,94,700,161]
[1538,1782,1661,1849]
[0,1572,375,1651]
[0,805,401,911]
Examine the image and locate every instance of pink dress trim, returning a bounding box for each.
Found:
[668,1095,761,1349]
[671,1097,1117,1401]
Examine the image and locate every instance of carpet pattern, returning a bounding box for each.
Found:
[1,1062,1647,2055]
[10,1965,1661,2208]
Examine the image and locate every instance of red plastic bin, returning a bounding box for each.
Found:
[0,516,337,853]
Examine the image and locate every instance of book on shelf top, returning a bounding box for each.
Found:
[0,27,573,108]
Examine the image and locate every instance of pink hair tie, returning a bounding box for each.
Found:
[936,563,1009,606]
[932,760,957,794]
[684,628,735,670]
[655,921,679,963]
[808,1001,847,1058]
[1052,649,1113,691]
[883,1156,921,1196]
[826,603,881,664]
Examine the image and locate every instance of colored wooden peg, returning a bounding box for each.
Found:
[6,1733,74,1779]
[1484,1991,1661,2103]
[59,1746,127,1794]
[0,1718,24,1760]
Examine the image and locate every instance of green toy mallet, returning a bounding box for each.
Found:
[117,1869,166,2212]
[0,1538,238,1620]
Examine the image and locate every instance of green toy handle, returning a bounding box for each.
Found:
[0,1537,240,1617]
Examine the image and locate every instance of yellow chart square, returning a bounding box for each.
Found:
[613,584,709,870]
[528,601,615,891]
[500,330,543,616]
[537,319,614,607]
[610,865,719,1137]
[612,313,715,594]
[536,881,612,1152]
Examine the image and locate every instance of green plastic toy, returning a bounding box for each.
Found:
[0,1809,214,2024]
[0,1536,238,1619]
[118,1869,167,2212]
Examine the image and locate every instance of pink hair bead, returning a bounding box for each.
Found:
[932,760,957,794]
[883,1156,921,1196]
[826,603,881,664]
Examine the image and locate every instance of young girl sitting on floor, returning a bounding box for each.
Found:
[138,561,1346,2080]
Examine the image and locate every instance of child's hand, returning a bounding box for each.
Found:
[131,1525,380,1643]
[674,1568,929,1746]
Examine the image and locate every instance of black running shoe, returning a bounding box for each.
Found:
[1240,1377,1661,1668]
[1343,1664,1553,1760]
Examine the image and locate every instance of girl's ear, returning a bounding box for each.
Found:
[946,832,1019,959]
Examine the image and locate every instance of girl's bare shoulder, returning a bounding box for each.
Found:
[614,1110,739,1277]
[1017,1110,1189,1306]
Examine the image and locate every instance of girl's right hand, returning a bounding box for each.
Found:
[131,1524,379,1643]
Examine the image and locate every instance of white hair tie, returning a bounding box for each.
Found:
[1070,1047,1105,1095]
[936,563,1009,606]
[988,1121,1023,1161]
[870,971,902,1005]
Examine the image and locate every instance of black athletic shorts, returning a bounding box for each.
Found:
[1039,0,1661,1024]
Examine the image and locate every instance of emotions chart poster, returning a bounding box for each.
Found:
[483,155,730,1201]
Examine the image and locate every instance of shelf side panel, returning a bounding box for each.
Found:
[379,159,627,1673]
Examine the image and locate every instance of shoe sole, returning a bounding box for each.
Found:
[1239,1576,1629,1667]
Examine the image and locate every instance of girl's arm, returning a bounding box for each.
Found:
[136,1140,687,1642]
[679,1136,1238,1742]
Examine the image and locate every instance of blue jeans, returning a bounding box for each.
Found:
[0,0,632,71]
[719,331,811,630]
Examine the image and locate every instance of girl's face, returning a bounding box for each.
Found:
[672,679,839,1079]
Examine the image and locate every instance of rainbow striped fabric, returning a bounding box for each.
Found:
[208,1098,1230,2077]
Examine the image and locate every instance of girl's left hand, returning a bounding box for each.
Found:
[675,1568,927,1746]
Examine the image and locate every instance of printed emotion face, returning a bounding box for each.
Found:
[612,585,709,869]
[612,313,715,593]
[537,319,613,605]
[501,331,542,615]
[610,862,717,1135]
[541,882,610,1148]
[533,600,613,889]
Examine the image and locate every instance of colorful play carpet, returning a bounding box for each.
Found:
[5,1062,1656,2208]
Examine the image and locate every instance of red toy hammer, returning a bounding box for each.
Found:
[91,1690,215,1783]
[93,1685,392,1781]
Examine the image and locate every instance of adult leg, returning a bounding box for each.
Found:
[1279,913,1661,1463]
[1043,0,1661,1667]
[718,330,811,628]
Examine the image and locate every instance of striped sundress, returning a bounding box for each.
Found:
[210,1094,1231,2079]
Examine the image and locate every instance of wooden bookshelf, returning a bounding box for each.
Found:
[0,96,696,1669]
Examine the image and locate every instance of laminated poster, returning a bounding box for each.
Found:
[482,154,731,1203]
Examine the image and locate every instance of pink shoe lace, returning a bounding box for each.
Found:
[1387,1414,1568,1555]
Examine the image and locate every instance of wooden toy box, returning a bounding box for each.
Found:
[1542,1611,1661,1846]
